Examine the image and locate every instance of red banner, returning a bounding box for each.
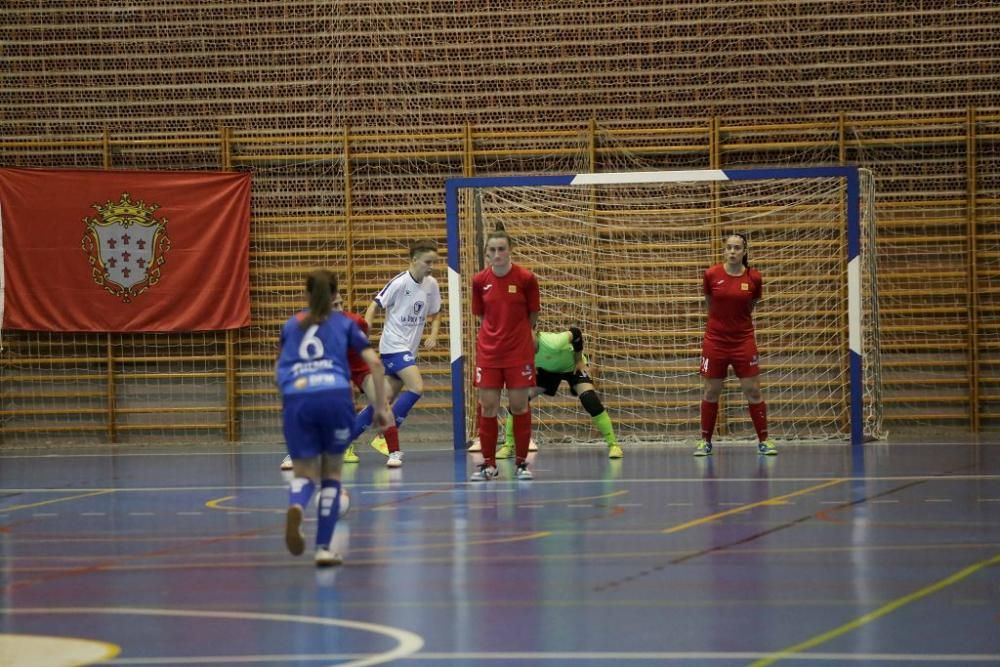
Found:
[0,168,251,332]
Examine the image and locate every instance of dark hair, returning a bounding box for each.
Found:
[726,233,750,268]
[486,223,513,249]
[302,270,338,328]
[409,239,438,260]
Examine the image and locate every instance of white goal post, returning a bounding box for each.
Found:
[446,167,880,450]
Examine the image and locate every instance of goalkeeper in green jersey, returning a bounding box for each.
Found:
[499,327,623,460]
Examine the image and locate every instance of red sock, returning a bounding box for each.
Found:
[513,409,532,465]
[748,401,768,442]
[384,426,400,453]
[479,414,498,466]
[701,400,719,441]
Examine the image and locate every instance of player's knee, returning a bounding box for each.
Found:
[578,390,605,417]
[702,381,722,401]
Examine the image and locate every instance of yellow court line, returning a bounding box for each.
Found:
[663,479,846,534]
[0,489,114,513]
[206,489,629,513]
[205,495,281,514]
[749,552,1000,667]
[468,489,628,509]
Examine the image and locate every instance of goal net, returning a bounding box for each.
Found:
[446,167,882,448]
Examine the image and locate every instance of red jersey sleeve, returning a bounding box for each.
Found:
[472,271,485,317]
[344,310,370,372]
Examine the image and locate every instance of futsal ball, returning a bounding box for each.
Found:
[339,487,351,518]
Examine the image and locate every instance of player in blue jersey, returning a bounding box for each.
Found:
[276,270,391,567]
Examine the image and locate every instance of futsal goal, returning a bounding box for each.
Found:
[446,167,881,449]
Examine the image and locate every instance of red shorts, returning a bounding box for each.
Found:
[350,367,370,392]
[474,364,536,390]
[700,339,760,379]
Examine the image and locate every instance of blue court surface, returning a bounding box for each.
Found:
[2,440,999,666]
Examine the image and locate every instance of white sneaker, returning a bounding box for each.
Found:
[470,464,498,481]
[467,437,481,452]
[315,547,342,567]
[516,463,533,480]
[528,437,538,452]
[280,455,293,471]
[386,451,404,468]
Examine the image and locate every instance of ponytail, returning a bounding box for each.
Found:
[302,270,338,328]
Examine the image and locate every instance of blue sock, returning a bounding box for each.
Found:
[392,390,421,428]
[316,479,342,548]
[351,405,374,441]
[288,477,315,509]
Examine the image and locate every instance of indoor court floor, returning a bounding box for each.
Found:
[1,438,999,666]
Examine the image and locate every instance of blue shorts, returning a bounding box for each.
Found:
[282,388,356,460]
[381,351,417,378]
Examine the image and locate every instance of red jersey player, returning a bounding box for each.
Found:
[695,233,777,457]
[470,228,540,481]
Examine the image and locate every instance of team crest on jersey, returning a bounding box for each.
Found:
[412,301,424,315]
[81,192,171,303]
[508,284,517,293]
[741,283,749,291]
[521,364,533,377]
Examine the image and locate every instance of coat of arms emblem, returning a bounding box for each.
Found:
[81,193,170,302]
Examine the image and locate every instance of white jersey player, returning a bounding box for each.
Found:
[359,240,441,466]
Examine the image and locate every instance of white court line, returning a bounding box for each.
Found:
[3,474,1000,496]
[8,607,423,667]
[95,650,1000,664]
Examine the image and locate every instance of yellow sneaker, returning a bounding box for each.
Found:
[608,445,623,459]
[369,435,389,456]
[495,444,513,459]
[343,445,359,463]
[757,438,778,456]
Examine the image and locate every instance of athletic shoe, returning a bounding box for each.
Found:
[342,445,359,464]
[338,488,351,518]
[280,455,293,471]
[284,505,305,556]
[608,444,623,459]
[495,444,513,459]
[314,547,343,567]
[757,438,778,456]
[467,437,481,452]
[470,464,498,481]
[386,451,404,468]
[693,439,713,457]
[369,435,389,456]
[515,463,533,480]
[528,437,538,452]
